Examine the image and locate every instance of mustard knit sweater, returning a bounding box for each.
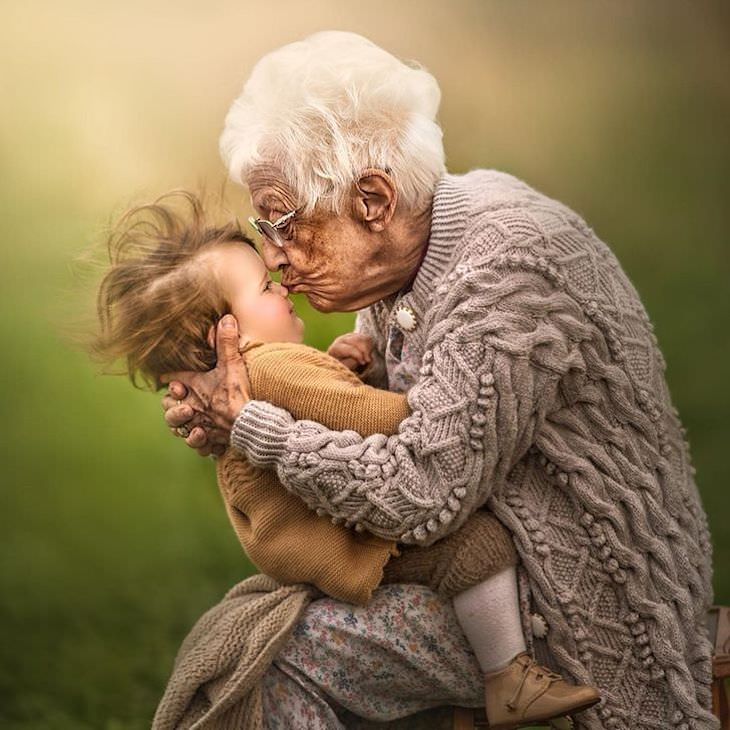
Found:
[216,341,406,605]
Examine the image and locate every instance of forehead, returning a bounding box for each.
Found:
[209,243,264,282]
[247,166,297,210]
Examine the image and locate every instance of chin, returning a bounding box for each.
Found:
[305,293,335,313]
[306,292,352,313]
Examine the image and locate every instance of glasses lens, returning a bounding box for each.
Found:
[257,220,283,248]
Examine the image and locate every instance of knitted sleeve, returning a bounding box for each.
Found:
[231,265,588,545]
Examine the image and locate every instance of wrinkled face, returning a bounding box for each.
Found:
[246,170,388,313]
[207,243,304,345]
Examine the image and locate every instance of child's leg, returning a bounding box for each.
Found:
[382,509,601,726]
[381,508,519,595]
[382,509,528,668]
[451,565,527,673]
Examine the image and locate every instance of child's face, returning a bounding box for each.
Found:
[209,244,304,345]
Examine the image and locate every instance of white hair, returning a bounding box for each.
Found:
[219,31,445,215]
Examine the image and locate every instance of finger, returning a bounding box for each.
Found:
[167,381,188,399]
[226,356,251,404]
[352,334,374,362]
[207,428,231,446]
[164,404,194,428]
[162,394,184,412]
[163,393,207,414]
[175,412,218,432]
[330,343,355,360]
[196,443,214,458]
[160,370,196,386]
[186,427,208,449]
[339,356,360,371]
[336,343,367,364]
[216,314,241,363]
[211,444,227,457]
[350,340,372,364]
[168,423,208,440]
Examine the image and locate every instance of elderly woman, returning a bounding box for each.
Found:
[162,32,717,729]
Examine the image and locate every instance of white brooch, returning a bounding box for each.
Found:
[394,304,417,332]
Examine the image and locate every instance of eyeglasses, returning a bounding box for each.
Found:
[248,209,297,249]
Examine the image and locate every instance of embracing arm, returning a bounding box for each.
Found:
[231,266,590,545]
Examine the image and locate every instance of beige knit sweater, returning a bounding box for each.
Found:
[230,170,718,730]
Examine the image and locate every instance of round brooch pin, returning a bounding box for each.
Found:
[395,304,417,332]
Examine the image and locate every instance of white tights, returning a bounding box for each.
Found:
[451,565,527,673]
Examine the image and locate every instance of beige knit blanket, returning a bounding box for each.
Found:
[152,574,319,730]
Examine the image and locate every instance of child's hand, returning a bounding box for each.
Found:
[327,332,374,372]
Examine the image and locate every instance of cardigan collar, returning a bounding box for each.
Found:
[403,173,471,322]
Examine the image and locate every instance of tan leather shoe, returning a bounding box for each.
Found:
[483,652,600,730]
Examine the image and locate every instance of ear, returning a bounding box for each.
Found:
[353,169,398,231]
[208,321,251,354]
[206,324,216,350]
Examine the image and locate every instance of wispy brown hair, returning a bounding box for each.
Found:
[89,190,255,390]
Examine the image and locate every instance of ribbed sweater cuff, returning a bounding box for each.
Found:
[230,400,293,465]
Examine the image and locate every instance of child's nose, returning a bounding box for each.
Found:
[278,282,289,297]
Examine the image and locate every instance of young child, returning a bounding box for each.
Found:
[90,191,600,729]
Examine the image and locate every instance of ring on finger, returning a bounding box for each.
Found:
[176,424,192,438]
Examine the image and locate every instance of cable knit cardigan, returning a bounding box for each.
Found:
[231,170,717,730]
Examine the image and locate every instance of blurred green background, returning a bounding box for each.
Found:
[1,1,728,727]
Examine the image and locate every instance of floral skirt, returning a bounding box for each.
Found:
[261,583,485,728]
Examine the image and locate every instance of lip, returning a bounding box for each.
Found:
[282,276,304,293]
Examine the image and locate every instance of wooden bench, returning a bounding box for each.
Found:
[709,605,730,729]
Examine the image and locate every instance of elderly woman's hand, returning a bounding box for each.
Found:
[161,314,251,457]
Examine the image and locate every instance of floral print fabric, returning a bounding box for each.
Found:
[261,584,484,726]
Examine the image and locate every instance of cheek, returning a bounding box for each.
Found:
[288,242,321,275]
[290,229,337,275]
[231,295,288,332]
[259,297,291,325]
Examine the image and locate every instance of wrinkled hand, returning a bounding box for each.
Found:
[161,314,251,458]
[327,332,373,372]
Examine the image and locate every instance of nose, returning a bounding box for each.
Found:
[259,238,290,273]
[277,282,289,297]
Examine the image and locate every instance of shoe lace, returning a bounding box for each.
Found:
[506,655,564,711]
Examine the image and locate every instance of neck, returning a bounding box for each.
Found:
[386,201,433,296]
[331,201,433,313]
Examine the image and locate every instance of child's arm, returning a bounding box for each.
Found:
[246,342,410,436]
